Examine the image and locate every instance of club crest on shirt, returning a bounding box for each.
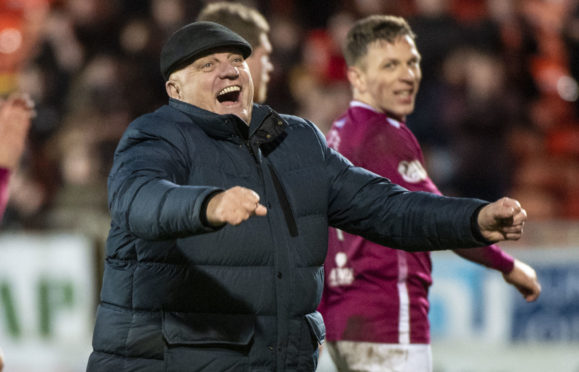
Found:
[326,129,341,151]
[397,159,427,183]
[328,252,354,287]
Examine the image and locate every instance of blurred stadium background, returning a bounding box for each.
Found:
[0,0,578,371]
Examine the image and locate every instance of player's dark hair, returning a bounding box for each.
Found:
[344,15,416,67]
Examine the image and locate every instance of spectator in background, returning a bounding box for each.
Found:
[197,1,273,104]
[0,93,34,221]
[288,11,353,133]
[439,47,519,201]
[318,15,541,372]
[405,0,465,149]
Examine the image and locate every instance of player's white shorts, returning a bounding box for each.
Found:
[326,341,432,372]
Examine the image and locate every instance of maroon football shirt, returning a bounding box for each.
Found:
[319,101,514,344]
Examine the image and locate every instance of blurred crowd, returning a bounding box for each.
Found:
[1,0,578,248]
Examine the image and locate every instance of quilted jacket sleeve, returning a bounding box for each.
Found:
[320,133,490,252]
[107,113,221,240]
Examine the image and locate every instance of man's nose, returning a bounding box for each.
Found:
[400,66,417,81]
[220,63,240,78]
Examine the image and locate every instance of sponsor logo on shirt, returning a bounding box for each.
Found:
[397,159,427,184]
[329,252,354,287]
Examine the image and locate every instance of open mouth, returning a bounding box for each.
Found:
[394,89,416,103]
[394,89,414,98]
[217,85,241,103]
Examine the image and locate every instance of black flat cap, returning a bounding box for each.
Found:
[160,21,253,80]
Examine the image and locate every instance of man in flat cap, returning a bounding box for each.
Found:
[87,21,528,372]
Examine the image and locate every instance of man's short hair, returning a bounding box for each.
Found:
[197,2,269,48]
[344,15,416,67]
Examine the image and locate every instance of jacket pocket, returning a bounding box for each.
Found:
[305,311,326,344]
[163,312,255,345]
[162,312,255,372]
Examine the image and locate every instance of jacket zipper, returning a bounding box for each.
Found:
[266,163,298,237]
[245,141,298,237]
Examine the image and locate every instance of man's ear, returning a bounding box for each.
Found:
[165,80,180,99]
[347,66,365,94]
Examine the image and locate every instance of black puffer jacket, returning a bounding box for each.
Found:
[87,99,488,372]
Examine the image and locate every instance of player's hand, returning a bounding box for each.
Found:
[477,197,527,242]
[503,259,541,302]
[205,186,267,227]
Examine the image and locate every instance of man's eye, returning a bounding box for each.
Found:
[198,61,214,70]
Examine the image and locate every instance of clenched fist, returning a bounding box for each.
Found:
[206,186,268,227]
[477,197,527,242]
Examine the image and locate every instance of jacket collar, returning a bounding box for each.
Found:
[168,98,286,146]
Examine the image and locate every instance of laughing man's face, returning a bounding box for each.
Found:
[167,49,254,124]
[352,36,421,122]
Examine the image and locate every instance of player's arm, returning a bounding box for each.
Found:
[454,246,541,302]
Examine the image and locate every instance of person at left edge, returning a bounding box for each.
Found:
[0,93,34,222]
[86,21,528,372]
[0,93,34,372]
